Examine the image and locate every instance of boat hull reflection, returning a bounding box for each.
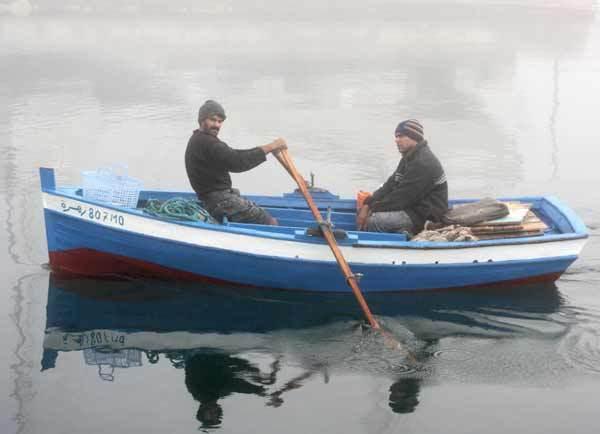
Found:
[44,273,565,359]
[41,274,568,426]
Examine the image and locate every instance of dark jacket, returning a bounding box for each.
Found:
[185,129,266,199]
[185,353,266,404]
[364,141,448,231]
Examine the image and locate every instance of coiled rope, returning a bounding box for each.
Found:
[143,197,217,223]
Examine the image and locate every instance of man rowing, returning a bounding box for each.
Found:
[185,100,287,225]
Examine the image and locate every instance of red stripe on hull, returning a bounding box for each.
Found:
[49,248,563,291]
[49,248,241,285]
[465,272,562,288]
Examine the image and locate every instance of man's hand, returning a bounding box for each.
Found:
[356,204,370,231]
[261,137,288,154]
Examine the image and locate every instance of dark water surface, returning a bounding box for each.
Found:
[2,1,600,433]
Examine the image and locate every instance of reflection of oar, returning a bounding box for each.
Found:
[267,369,317,408]
[273,149,381,330]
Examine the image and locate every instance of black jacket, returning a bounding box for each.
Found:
[364,141,448,231]
[185,130,266,199]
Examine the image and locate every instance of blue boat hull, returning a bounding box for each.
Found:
[45,209,577,292]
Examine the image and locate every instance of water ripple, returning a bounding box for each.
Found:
[432,349,476,362]
[559,326,600,374]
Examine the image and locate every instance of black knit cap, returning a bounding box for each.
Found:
[198,100,226,123]
[395,119,424,142]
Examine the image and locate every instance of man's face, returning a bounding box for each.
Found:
[395,134,418,154]
[200,115,225,136]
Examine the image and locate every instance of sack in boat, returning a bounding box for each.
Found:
[442,198,509,226]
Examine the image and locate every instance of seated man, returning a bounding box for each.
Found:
[356,119,448,236]
[185,100,287,225]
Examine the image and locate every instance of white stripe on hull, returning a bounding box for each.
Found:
[44,329,267,352]
[44,194,586,266]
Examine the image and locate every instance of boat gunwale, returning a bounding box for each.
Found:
[42,187,588,251]
[40,168,588,251]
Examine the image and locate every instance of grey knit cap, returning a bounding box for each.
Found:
[198,100,226,122]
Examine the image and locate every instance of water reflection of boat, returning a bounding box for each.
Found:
[43,273,566,366]
[42,274,568,427]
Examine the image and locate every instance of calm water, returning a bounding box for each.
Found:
[2,1,600,433]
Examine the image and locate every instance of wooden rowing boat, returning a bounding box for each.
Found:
[39,167,588,292]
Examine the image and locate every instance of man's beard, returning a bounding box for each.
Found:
[203,126,219,136]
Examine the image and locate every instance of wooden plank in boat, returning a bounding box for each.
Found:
[476,230,544,240]
[471,221,548,234]
[521,211,549,231]
[521,222,549,232]
[471,224,525,234]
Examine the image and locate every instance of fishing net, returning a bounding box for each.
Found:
[143,197,217,223]
[412,224,479,242]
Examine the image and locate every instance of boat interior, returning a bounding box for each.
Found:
[54,187,582,243]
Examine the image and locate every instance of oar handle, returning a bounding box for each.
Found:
[273,150,295,179]
[275,149,381,330]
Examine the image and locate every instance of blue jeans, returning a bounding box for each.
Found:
[365,210,415,236]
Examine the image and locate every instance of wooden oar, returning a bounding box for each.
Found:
[274,149,382,330]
